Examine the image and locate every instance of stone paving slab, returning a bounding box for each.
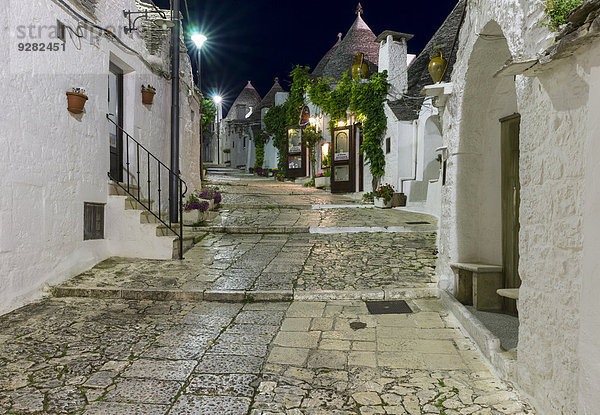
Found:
[0,297,535,414]
[197,207,436,230]
[0,297,285,414]
[53,232,438,300]
[252,298,535,415]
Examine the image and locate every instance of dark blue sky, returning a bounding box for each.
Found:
[155,1,458,109]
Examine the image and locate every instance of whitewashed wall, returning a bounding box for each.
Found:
[437,0,599,412]
[0,0,200,315]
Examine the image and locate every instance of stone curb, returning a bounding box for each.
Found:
[187,226,310,234]
[52,287,438,303]
[221,204,313,210]
[440,290,517,380]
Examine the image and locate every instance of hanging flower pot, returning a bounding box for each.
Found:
[428,47,448,84]
[141,85,156,105]
[66,88,88,114]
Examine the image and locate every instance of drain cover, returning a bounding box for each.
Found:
[366,300,412,315]
[405,221,430,225]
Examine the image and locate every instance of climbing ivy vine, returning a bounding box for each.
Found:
[309,70,390,185]
[254,130,268,170]
[264,66,390,183]
[263,104,288,172]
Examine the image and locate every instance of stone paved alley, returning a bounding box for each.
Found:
[0,170,535,414]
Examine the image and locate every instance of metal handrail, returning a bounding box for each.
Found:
[106,114,188,259]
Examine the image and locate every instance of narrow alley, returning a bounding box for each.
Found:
[0,169,533,415]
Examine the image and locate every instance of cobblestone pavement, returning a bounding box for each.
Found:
[55,232,437,295]
[0,297,534,414]
[0,170,536,413]
[203,207,436,231]
[0,297,285,414]
[254,299,534,415]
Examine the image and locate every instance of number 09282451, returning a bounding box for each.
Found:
[18,43,66,52]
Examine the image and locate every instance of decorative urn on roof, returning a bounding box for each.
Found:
[351,52,369,79]
[428,46,448,84]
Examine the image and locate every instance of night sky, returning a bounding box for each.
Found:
[154,0,458,111]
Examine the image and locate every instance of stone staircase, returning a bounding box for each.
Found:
[107,181,195,259]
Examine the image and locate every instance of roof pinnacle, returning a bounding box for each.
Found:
[356,2,363,16]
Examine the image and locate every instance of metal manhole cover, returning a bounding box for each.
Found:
[366,300,412,315]
[405,221,430,225]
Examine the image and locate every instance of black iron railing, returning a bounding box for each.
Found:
[106,115,187,259]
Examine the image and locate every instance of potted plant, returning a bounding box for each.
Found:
[141,85,156,105]
[373,183,395,208]
[66,88,88,114]
[315,170,331,189]
[275,172,285,182]
[197,187,222,209]
[428,45,448,84]
[182,194,210,225]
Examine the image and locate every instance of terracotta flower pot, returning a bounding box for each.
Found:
[142,90,155,105]
[66,92,88,114]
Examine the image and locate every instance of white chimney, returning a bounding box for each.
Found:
[377,31,414,98]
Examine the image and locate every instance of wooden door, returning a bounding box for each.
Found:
[108,63,123,182]
[331,126,354,193]
[501,114,521,314]
[287,128,306,178]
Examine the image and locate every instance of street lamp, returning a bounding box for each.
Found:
[213,95,223,165]
[191,32,207,180]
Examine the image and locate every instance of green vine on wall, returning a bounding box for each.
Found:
[309,70,390,184]
[302,125,323,177]
[263,104,288,172]
[201,98,217,136]
[254,130,268,170]
[541,0,584,30]
[264,66,390,183]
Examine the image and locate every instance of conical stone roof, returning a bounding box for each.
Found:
[248,77,286,123]
[313,33,343,77]
[225,81,262,120]
[258,77,285,109]
[321,9,379,81]
[387,0,466,121]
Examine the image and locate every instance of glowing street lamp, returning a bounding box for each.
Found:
[191,32,207,178]
[213,95,223,165]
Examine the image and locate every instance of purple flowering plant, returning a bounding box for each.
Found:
[195,187,222,205]
[184,195,209,212]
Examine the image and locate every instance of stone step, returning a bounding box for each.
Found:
[51,286,437,303]
[156,224,178,237]
[125,197,154,210]
[140,211,170,224]
[171,234,196,259]
[108,181,141,196]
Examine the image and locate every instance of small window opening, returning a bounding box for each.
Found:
[84,203,104,240]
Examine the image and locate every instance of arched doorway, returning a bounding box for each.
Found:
[454,21,521,314]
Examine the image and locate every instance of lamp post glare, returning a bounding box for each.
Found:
[213,95,222,104]
[191,33,207,48]
[191,32,207,180]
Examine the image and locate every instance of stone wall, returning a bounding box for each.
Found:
[437,0,599,413]
[0,0,200,315]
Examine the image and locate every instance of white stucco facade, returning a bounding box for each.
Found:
[0,0,201,315]
[435,1,600,413]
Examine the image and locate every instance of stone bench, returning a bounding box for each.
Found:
[450,262,503,311]
[497,288,520,311]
